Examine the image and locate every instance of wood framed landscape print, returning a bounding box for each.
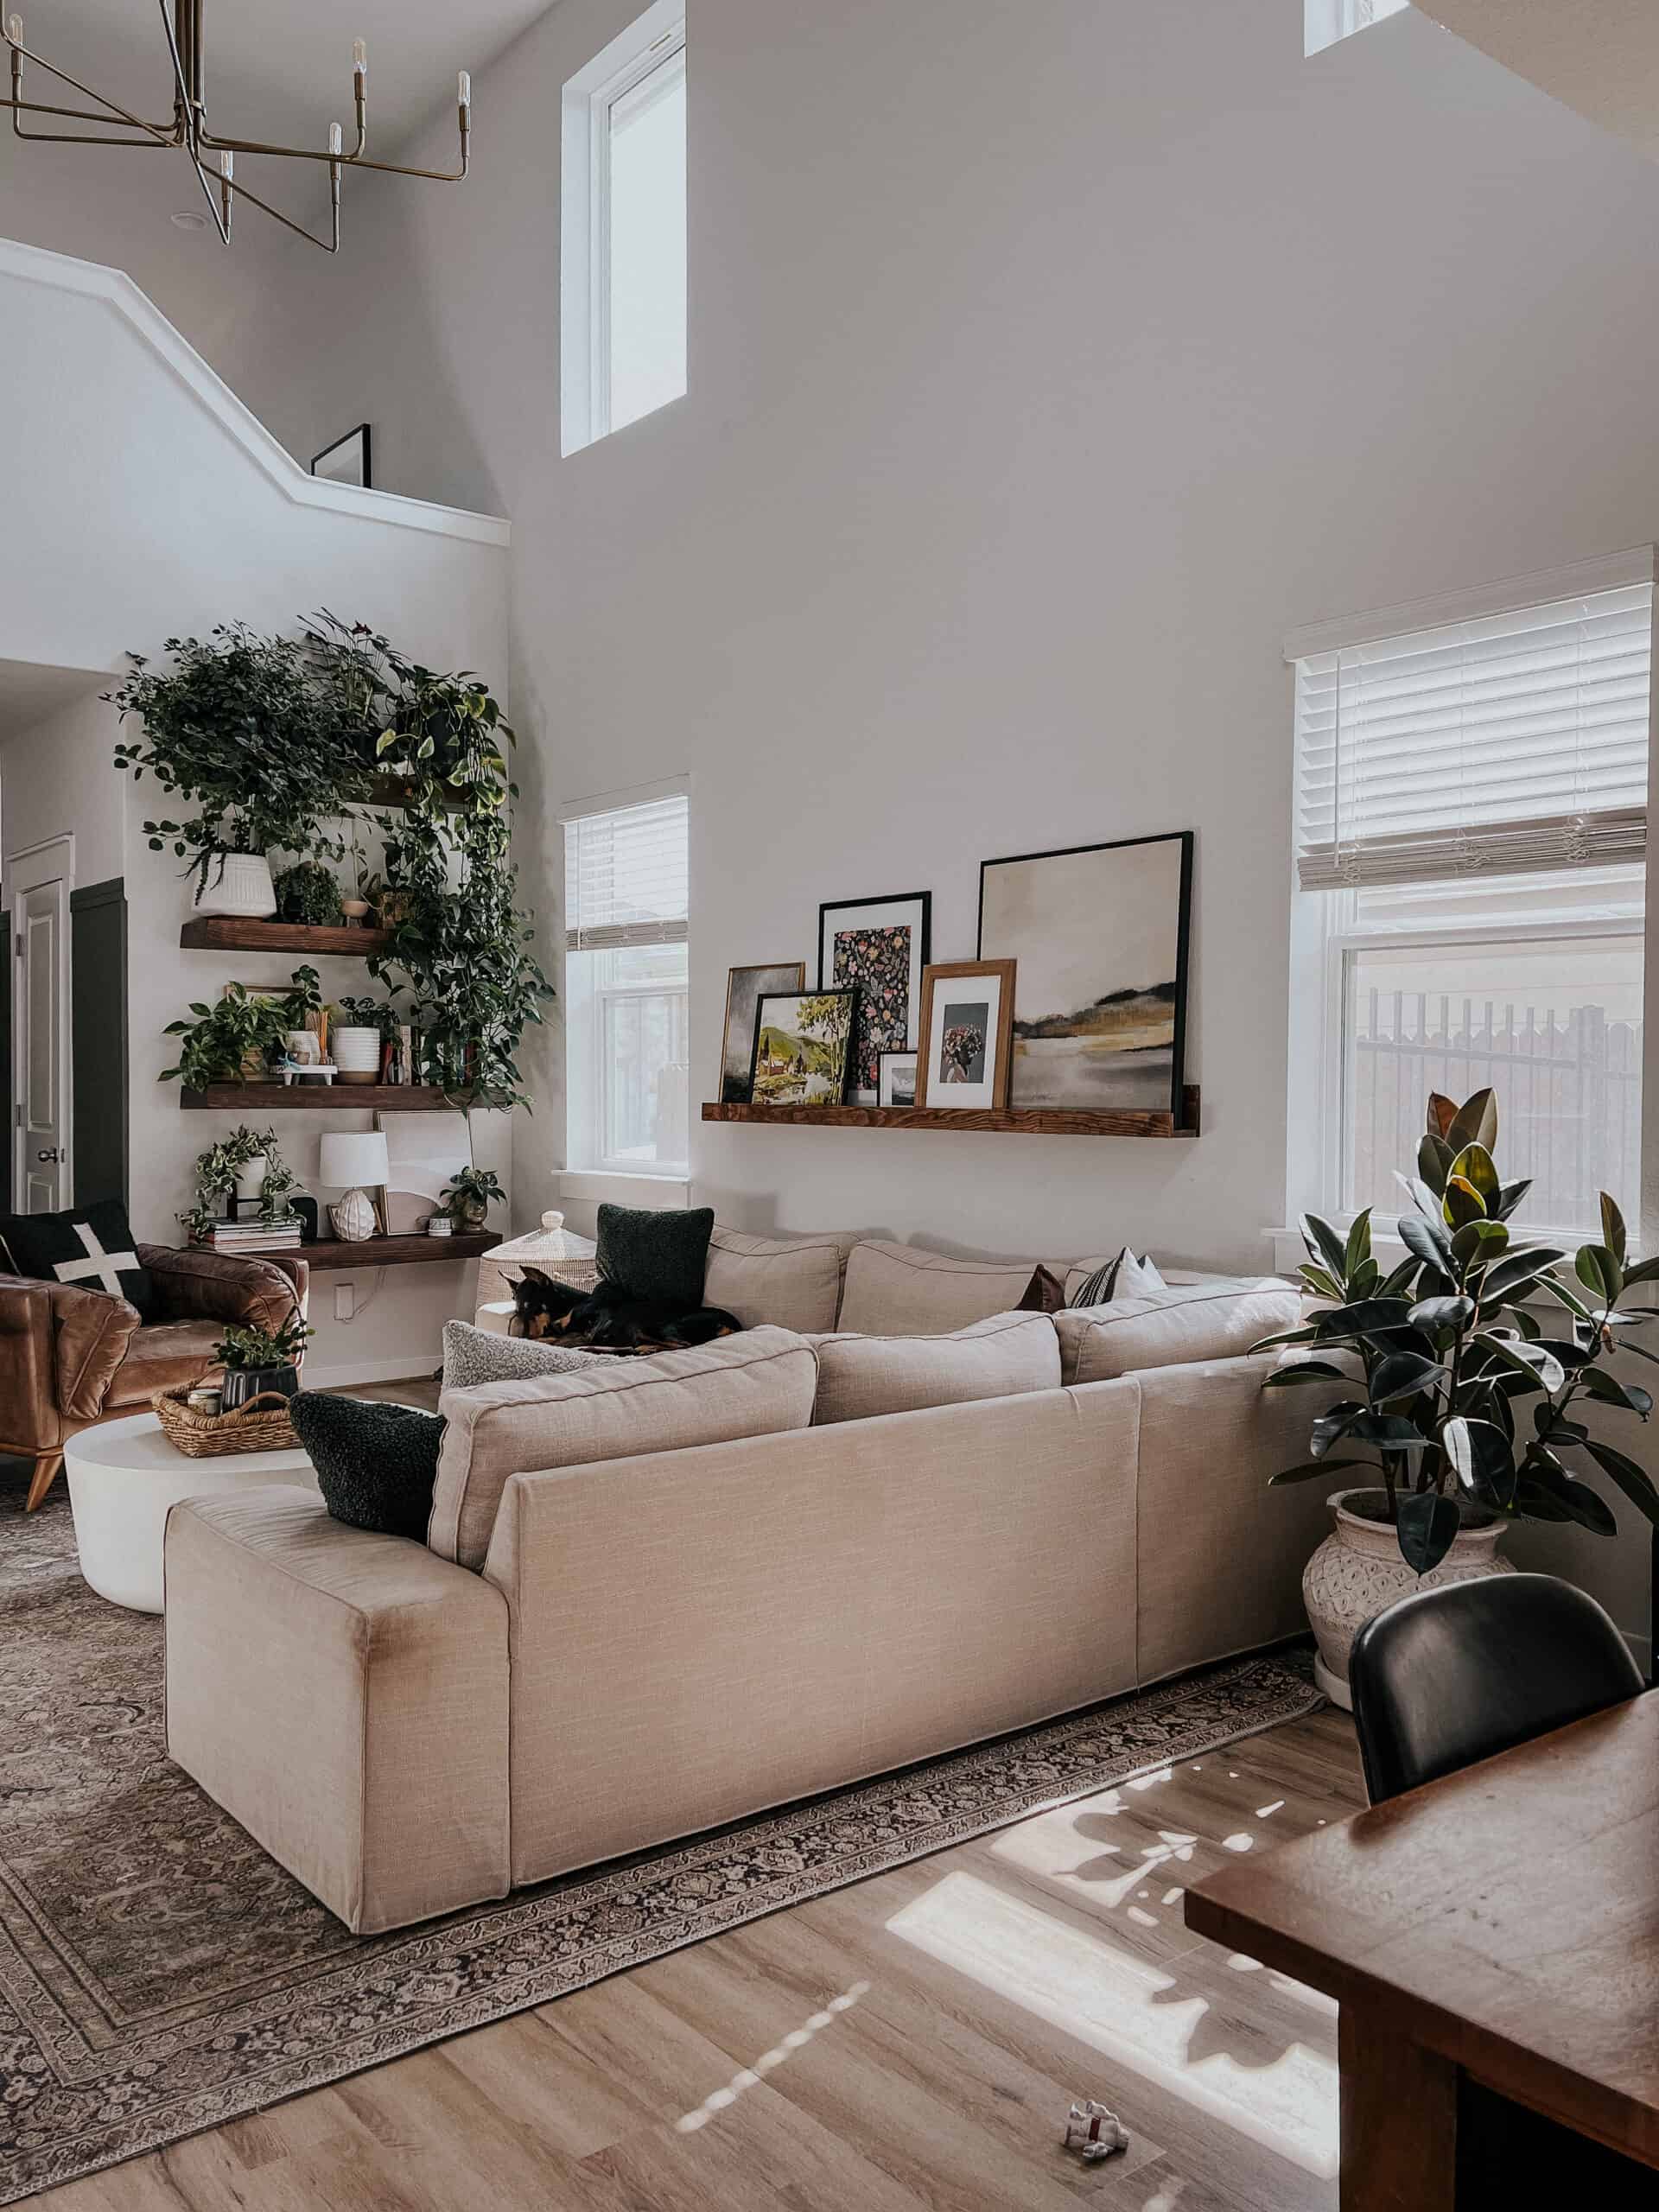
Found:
[817,891,931,1103]
[720,963,805,1102]
[978,832,1192,1114]
[877,1049,918,1108]
[915,961,1015,1111]
[747,989,859,1107]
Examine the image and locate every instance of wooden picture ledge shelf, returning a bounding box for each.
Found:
[702,1085,1199,1139]
[300,1232,495,1269]
[181,1084,456,1110]
[180,918,392,957]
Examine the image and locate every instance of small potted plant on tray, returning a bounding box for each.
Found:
[213,1311,315,1411]
[441,1165,505,1231]
[1262,1087,1659,1706]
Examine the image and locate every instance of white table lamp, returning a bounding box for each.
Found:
[318,1130,389,1243]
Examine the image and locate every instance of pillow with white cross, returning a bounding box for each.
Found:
[0,1199,160,1323]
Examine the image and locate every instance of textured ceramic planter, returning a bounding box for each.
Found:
[232,1155,268,1203]
[196,852,276,919]
[1304,1487,1516,1710]
[331,1027,382,1085]
[219,1363,300,1412]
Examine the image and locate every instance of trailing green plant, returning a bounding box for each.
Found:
[441,1165,505,1225]
[161,970,321,1088]
[108,627,353,899]
[274,861,346,926]
[1262,1087,1659,1575]
[213,1312,314,1372]
[256,1155,300,1224]
[179,1126,298,1236]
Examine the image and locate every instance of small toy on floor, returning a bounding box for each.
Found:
[1063,2100,1129,2163]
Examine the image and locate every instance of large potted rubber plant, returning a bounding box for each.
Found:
[1264,1088,1659,1706]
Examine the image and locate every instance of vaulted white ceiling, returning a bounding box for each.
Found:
[14,0,555,155]
[1417,0,1659,162]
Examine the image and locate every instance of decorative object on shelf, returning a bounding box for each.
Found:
[425,1216,454,1237]
[915,960,1016,1110]
[311,423,372,487]
[340,898,372,926]
[211,1311,314,1413]
[374,1106,472,1233]
[979,832,1192,1116]
[273,861,345,926]
[3,14,474,257]
[333,994,402,1084]
[441,1164,505,1230]
[289,1195,320,1243]
[276,1059,337,1086]
[330,1025,382,1084]
[818,892,931,1104]
[747,989,858,1108]
[318,1129,390,1242]
[180,1124,300,1244]
[1263,1086,1659,1706]
[877,1050,918,1109]
[108,629,346,906]
[161,968,321,1088]
[719,963,805,1104]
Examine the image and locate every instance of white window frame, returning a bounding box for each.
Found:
[1305,0,1409,57]
[1281,548,1658,1268]
[561,0,686,458]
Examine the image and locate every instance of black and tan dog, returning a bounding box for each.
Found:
[510,1268,742,1355]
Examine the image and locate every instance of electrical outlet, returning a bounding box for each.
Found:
[334,1281,355,1323]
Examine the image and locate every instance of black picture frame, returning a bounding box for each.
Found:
[747,988,860,1109]
[817,890,931,1102]
[976,830,1193,1118]
[310,423,373,489]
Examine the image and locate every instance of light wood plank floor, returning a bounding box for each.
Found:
[36,1376,1364,2212]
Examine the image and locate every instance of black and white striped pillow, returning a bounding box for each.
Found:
[1071,1247,1166,1311]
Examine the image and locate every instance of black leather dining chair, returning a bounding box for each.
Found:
[1349,1573,1644,1804]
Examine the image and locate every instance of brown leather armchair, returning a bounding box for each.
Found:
[0,1244,309,1511]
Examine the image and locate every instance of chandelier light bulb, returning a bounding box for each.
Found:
[328,120,342,155]
[219,149,232,180]
[352,38,366,74]
[6,16,22,47]
[457,70,470,109]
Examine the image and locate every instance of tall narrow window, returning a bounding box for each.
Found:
[1289,574,1651,1239]
[563,793,690,1176]
[1305,0,1409,57]
[562,3,687,455]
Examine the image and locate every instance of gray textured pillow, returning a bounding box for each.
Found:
[442,1319,605,1392]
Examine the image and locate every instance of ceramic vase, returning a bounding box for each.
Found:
[331,1027,383,1086]
[232,1155,268,1203]
[196,852,276,919]
[327,1187,378,1242]
[1303,1487,1516,1710]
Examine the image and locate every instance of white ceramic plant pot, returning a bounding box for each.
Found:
[232,1155,268,1202]
[196,851,276,919]
[331,1027,382,1085]
[1304,1487,1516,1711]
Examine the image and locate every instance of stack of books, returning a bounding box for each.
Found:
[201,1214,304,1254]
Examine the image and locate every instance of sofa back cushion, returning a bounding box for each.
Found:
[837,1242,1053,1334]
[1056,1280,1300,1386]
[702,1226,858,1332]
[430,1325,818,1569]
[812,1311,1061,1426]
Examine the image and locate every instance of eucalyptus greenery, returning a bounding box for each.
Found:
[1263,1088,1659,1575]
[161,969,321,1090]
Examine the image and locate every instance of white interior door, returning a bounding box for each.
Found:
[16,875,68,1212]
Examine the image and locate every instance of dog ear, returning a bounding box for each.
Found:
[518,1266,552,1287]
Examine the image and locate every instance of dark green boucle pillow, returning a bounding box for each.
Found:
[289,1393,445,1542]
[594,1203,715,1311]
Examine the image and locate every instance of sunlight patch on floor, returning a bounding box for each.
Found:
[675,1982,870,2133]
[886,1872,1338,2178]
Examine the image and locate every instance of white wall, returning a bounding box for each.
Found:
[0,242,512,1381]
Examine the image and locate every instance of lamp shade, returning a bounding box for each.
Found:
[318,1130,390,1188]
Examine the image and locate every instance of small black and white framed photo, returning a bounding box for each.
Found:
[877,1050,918,1108]
[817,890,931,1103]
[310,423,372,489]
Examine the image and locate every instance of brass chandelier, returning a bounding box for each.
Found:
[4,1,472,251]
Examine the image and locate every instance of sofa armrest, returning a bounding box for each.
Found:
[0,1274,142,1443]
[137,1245,307,1339]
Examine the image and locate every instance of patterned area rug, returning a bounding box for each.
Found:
[0,1483,1320,2204]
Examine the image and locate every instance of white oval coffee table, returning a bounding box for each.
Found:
[65,1411,317,1613]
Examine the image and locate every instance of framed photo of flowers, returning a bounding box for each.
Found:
[817,891,931,1104]
[915,961,1016,1111]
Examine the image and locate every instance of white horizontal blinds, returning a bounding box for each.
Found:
[564,795,689,951]
[1296,583,1652,891]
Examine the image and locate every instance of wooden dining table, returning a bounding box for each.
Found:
[1185,1688,1659,2209]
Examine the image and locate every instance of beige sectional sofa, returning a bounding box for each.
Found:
[163,1233,1331,1934]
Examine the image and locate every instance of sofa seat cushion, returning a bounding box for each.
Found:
[105,1319,226,1405]
[837,1242,1057,1334]
[702,1226,858,1333]
[812,1311,1062,1426]
[1057,1280,1300,1385]
[430,1325,819,1570]
[164,1487,510,1933]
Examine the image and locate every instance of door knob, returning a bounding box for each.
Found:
[35,1147,60,1162]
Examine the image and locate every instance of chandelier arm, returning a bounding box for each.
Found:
[194,122,368,163]
[184,146,231,242]
[6,39,178,138]
[340,133,469,185]
[10,95,174,136]
[217,164,341,254]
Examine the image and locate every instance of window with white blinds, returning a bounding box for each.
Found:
[1294,584,1653,893]
[564,794,689,952]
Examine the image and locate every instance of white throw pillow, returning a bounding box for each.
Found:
[1058,1281,1300,1386]
[812,1312,1062,1426]
[837,1242,1048,1335]
[442,1319,604,1392]
[702,1225,859,1333]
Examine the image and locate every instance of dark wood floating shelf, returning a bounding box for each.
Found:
[301,1232,495,1270]
[180,918,392,957]
[702,1085,1200,1140]
[181,1084,455,1111]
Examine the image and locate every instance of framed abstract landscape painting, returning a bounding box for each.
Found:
[747,990,859,1107]
[817,891,931,1104]
[977,832,1192,1114]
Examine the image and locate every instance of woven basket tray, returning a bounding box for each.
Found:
[152,1384,299,1459]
